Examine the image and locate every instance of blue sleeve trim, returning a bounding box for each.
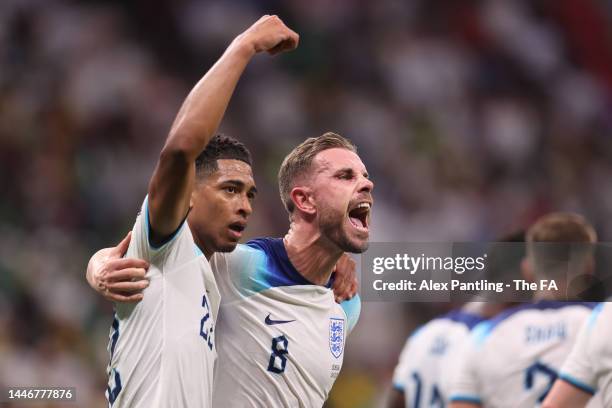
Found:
[340,295,361,332]
[559,373,596,395]
[144,196,185,250]
[393,382,405,392]
[449,395,482,404]
[470,301,596,347]
[587,302,604,331]
[471,320,494,347]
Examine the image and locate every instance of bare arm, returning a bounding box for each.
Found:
[542,379,591,408]
[148,15,299,244]
[449,402,481,408]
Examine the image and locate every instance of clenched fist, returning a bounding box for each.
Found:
[235,15,299,56]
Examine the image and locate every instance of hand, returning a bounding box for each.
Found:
[331,254,359,303]
[89,232,150,303]
[237,15,299,56]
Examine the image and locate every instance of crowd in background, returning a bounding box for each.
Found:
[1,0,612,406]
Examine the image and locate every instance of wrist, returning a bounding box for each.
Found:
[230,34,257,59]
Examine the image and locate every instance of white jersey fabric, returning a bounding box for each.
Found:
[105,197,220,407]
[211,238,361,407]
[392,310,483,408]
[449,301,596,407]
[558,302,612,406]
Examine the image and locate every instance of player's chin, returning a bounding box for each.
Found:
[341,223,370,253]
[347,237,369,253]
[215,237,240,253]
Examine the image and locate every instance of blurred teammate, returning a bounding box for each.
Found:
[88,17,370,407]
[448,213,598,408]
[390,307,484,408]
[90,15,299,407]
[542,302,612,407]
[388,232,524,408]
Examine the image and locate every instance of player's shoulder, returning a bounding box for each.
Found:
[243,237,281,253]
[230,237,286,262]
[415,309,483,338]
[439,309,485,330]
[222,237,320,293]
[130,195,195,263]
[582,301,607,336]
[402,310,483,354]
[470,301,596,347]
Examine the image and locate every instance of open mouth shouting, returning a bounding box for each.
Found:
[347,201,371,233]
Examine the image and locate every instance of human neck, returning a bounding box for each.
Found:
[532,283,567,302]
[283,222,343,286]
[462,301,518,319]
[190,225,214,260]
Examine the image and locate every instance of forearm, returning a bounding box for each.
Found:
[148,15,297,238]
[542,380,591,408]
[164,38,255,160]
[149,39,255,237]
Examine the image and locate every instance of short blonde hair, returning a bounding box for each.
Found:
[278,132,357,213]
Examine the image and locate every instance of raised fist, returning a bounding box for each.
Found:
[237,15,299,56]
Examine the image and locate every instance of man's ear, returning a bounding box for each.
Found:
[290,186,316,216]
[189,190,196,210]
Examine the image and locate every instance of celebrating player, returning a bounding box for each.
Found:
[542,302,611,408]
[87,16,370,407]
[93,133,368,406]
[448,213,598,408]
[209,132,368,406]
[90,15,299,407]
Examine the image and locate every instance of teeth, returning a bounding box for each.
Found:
[356,203,370,210]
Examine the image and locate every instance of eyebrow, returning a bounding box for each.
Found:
[333,168,369,178]
[220,179,258,194]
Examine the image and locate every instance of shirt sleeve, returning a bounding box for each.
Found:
[127,196,189,267]
[558,304,604,395]
[340,295,361,334]
[392,337,414,392]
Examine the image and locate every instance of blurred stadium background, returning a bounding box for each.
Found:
[2,0,612,406]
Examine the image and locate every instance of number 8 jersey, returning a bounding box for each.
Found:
[211,238,361,407]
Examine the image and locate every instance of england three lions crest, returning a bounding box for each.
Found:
[329,318,345,359]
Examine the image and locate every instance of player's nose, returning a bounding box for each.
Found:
[358,175,374,194]
[238,194,253,218]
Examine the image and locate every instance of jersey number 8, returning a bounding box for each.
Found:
[267,335,289,374]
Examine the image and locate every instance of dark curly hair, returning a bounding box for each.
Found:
[195,134,252,178]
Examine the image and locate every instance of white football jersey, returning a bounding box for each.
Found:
[392,310,483,407]
[449,301,595,407]
[105,197,220,408]
[559,302,612,406]
[211,238,361,407]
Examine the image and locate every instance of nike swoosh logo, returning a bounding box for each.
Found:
[265,314,296,325]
